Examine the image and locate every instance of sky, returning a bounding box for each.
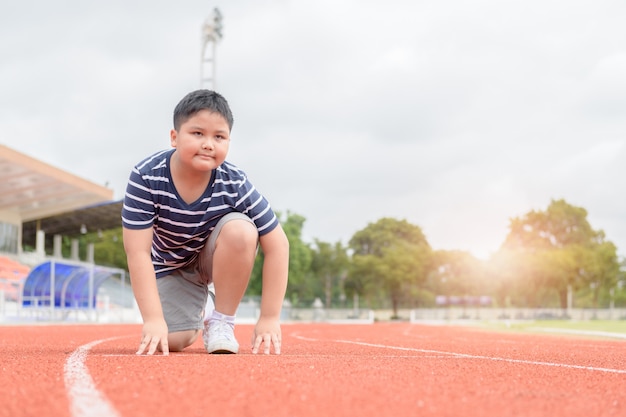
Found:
[1,0,625,259]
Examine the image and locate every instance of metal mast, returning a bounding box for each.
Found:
[200,8,223,90]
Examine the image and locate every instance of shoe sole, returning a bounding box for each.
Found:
[206,343,239,354]
[205,336,239,354]
[208,348,238,354]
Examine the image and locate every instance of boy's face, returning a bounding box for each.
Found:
[170,110,230,172]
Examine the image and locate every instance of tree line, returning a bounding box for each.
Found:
[80,199,625,317]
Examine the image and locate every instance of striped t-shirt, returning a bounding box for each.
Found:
[121,149,279,278]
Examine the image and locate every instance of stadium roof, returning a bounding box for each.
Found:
[0,144,122,246]
[21,200,124,248]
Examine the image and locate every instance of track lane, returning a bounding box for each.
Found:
[2,322,625,417]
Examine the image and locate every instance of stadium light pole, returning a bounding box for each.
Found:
[200,7,223,90]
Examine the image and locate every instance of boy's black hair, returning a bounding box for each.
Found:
[173,89,234,131]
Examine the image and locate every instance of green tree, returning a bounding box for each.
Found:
[487,248,523,308]
[430,250,486,298]
[500,199,619,311]
[310,240,349,308]
[614,258,626,307]
[61,228,127,270]
[248,212,312,306]
[577,241,620,309]
[347,217,431,317]
[92,229,127,270]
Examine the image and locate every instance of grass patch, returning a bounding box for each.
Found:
[525,320,626,333]
[481,319,626,339]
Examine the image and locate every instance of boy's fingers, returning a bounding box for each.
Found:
[137,336,169,356]
[263,335,271,354]
[252,335,262,354]
[136,337,150,355]
[272,335,281,355]
[147,338,159,355]
[251,334,280,355]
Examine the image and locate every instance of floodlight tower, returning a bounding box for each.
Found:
[200,7,223,90]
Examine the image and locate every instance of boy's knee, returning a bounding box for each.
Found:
[219,219,258,249]
[168,329,199,351]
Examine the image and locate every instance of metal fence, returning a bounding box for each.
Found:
[410,307,626,322]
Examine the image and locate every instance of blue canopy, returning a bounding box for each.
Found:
[22,261,119,309]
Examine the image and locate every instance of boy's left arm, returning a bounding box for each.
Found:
[252,224,289,355]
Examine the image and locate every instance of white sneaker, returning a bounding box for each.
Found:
[203,318,239,354]
[203,287,216,322]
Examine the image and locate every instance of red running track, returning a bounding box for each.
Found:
[1,322,625,417]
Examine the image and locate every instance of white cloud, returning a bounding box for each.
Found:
[1,0,626,258]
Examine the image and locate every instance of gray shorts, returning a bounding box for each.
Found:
[156,212,255,333]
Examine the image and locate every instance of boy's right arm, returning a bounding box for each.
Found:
[123,227,169,355]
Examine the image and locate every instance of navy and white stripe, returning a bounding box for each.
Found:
[122,149,279,278]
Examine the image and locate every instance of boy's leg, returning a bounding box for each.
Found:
[157,266,209,352]
[199,213,258,314]
[209,218,258,314]
[168,330,200,352]
[199,213,258,353]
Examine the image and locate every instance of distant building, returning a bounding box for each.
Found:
[0,144,120,260]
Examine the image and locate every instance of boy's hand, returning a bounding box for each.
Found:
[251,317,281,355]
[137,319,169,356]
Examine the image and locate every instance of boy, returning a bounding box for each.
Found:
[122,89,289,356]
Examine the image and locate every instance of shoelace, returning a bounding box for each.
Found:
[210,319,234,340]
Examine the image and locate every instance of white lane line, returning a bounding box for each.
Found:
[291,334,626,374]
[64,336,126,417]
